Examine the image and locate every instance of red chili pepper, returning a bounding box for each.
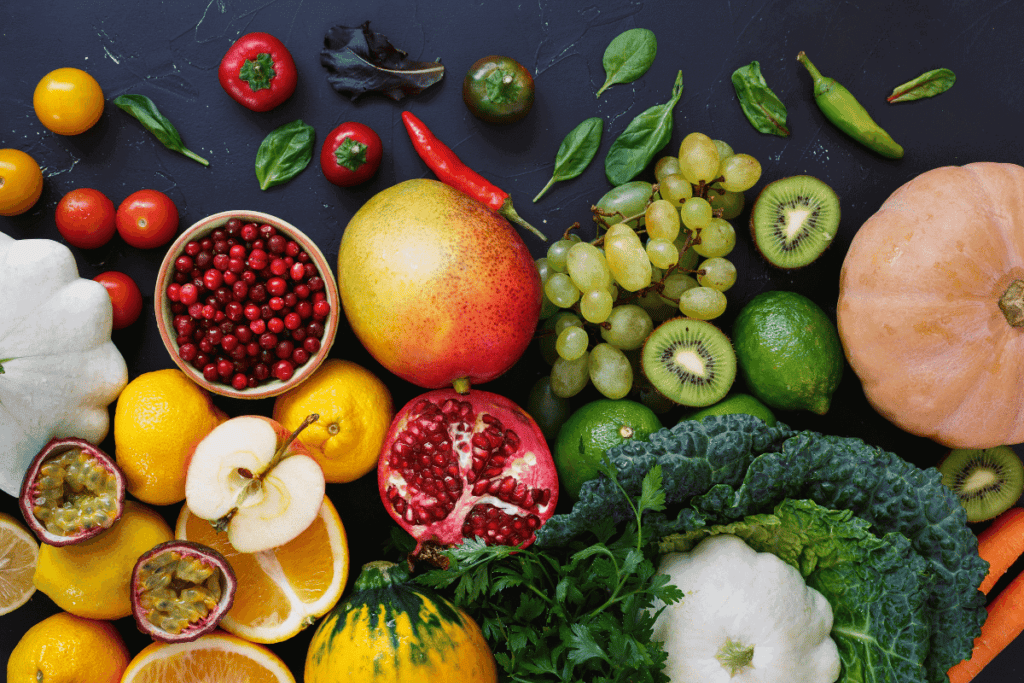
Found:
[401,111,546,240]
[218,32,298,112]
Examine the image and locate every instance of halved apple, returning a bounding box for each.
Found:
[184,414,325,553]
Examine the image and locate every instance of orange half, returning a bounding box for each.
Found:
[176,497,349,643]
[121,630,295,683]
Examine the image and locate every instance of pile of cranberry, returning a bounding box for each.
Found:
[165,218,330,391]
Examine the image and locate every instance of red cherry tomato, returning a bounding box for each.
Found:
[94,270,144,329]
[218,32,298,112]
[55,188,117,249]
[319,122,382,187]
[116,189,179,249]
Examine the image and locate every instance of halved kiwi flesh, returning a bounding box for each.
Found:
[749,175,840,269]
[938,446,1024,522]
[640,318,736,407]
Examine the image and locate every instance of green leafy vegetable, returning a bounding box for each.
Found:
[254,120,315,191]
[887,68,956,103]
[533,117,604,202]
[536,414,988,683]
[596,28,657,98]
[415,462,683,683]
[604,70,683,187]
[113,94,209,166]
[731,61,790,136]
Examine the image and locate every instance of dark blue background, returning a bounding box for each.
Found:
[2,0,1021,679]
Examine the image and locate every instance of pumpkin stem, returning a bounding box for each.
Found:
[999,280,1024,327]
[716,637,755,677]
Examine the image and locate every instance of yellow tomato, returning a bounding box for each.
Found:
[0,149,43,216]
[33,68,105,136]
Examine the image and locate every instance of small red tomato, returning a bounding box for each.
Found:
[116,189,179,249]
[94,271,144,329]
[55,188,116,249]
[320,122,382,187]
[218,32,298,112]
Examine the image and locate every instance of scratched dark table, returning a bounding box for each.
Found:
[2,0,1022,680]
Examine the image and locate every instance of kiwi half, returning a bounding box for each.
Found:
[749,175,840,269]
[938,446,1024,523]
[640,318,736,407]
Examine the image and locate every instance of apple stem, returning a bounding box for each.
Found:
[269,413,320,470]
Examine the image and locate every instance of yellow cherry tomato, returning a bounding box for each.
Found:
[33,67,105,135]
[0,148,43,216]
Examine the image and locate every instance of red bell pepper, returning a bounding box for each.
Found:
[218,32,297,112]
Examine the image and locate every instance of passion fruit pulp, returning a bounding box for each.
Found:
[18,437,126,546]
[130,539,237,643]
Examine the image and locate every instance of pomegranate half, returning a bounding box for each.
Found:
[337,179,542,391]
[379,388,558,555]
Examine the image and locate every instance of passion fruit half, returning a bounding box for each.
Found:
[130,539,237,643]
[18,437,126,546]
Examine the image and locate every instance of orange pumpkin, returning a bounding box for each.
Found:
[837,162,1024,449]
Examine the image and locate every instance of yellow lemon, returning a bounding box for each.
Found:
[33,501,174,620]
[7,611,129,683]
[114,368,227,505]
[0,511,39,615]
[272,359,392,483]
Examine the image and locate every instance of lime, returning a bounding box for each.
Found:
[554,399,662,499]
[732,290,843,415]
[681,392,777,426]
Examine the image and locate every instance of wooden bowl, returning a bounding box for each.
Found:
[154,210,339,399]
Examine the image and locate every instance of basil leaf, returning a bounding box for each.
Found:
[113,94,209,166]
[596,28,657,98]
[731,61,790,137]
[255,120,316,191]
[533,117,604,202]
[604,70,683,187]
[887,68,956,103]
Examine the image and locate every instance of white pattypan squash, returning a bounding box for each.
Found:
[652,534,840,683]
[0,231,128,496]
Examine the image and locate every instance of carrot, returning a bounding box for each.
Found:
[947,568,1024,683]
[977,507,1024,595]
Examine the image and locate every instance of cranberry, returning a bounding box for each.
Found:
[231,373,248,391]
[259,224,276,240]
[249,318,267,335]
[235,325,253,343]
[297,251,310,263]
[221,334,239,352]
[295,301,313,319]
[217,359,233,378]
[204,269,223,290]
[259,333,278,350]
[270,258,289,276]
[178,343,198,362]
[223,270,239,286]
[268,234,287,254]
[266,277,287,296]
[292,347,310,365]
[184,241,201,257]
[247,342,260,357]
[285,240,300,257]
[229,244,246,259]
[241,270,258,285]
[167,283,182,302]
[303,337,320,355]
[276,340,294,359]
[291,327,307,342]
[179,283,199,306]
[207,328,223,346]
[268,317,285,334]
[284,312,301,330]
[230,344,248,361]
[307,276,324,292]
[254,363,270,381]
[213,240,229,255]
[268,297,285,312]
[307,321,324,339]
[228,258,245,273]
[313,300,331,319]
[225,217,243,235]
[212,253,230,271]
[199,337,215,354]
[249,284,267,303]
[272,360,294,381]
[289,262,306,281]
[283,292,298,308]
[202,363,219,382]
[240,222,258,242]
[225,301,244,322]
[260,304,274,320]
[202,304,217,320]
[175,255,194,272]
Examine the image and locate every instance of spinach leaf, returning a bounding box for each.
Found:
[533,117,604,202]
[320,21,444,101]
[604,70,683,187]
[887,68,956,103]
[596,28,657,98]
[255,120,315,190]
[113,94,209,166]
[731,61,790,137]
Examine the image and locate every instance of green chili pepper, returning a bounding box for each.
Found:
[796,51,903,159]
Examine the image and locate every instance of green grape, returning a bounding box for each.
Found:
[555,325,589,361]
[543,271,580,308]
[566,242,612,292]
[605,234,652,292]
[697,257,737,291]
[588,343,633,400]
[657,271,699,306]
[550,352,590,398]
[646,238,679,270]
[650,265,664,282]
[635,288,678,322]
[678,286,727,320]
[657,173,693,208]
[645,199,681,241]
[680,196,713,231]
[678,132,721,185]
[712,139,734,163]
[545,235,581,273]
[654,155,682,182]
[539,296,560,320]
[579,288,614,323]
[535,257,553,285]
[678,244,700,271]
[605,222,642,245]
[595,181,653,228]
[600,304,654,350]
[692,218,736,258]
[709,186,745,220]
[719,153,762,192]
[554,311,583,334]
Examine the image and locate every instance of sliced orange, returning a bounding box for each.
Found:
[121,630,295,683]
[176,496,349,643]
[0,511,39,615]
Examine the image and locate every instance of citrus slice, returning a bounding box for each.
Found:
[121,630,295,683]
[0,511,39,615]
[176,496,349,643]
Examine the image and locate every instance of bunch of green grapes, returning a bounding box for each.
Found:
[534,132,761,402]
